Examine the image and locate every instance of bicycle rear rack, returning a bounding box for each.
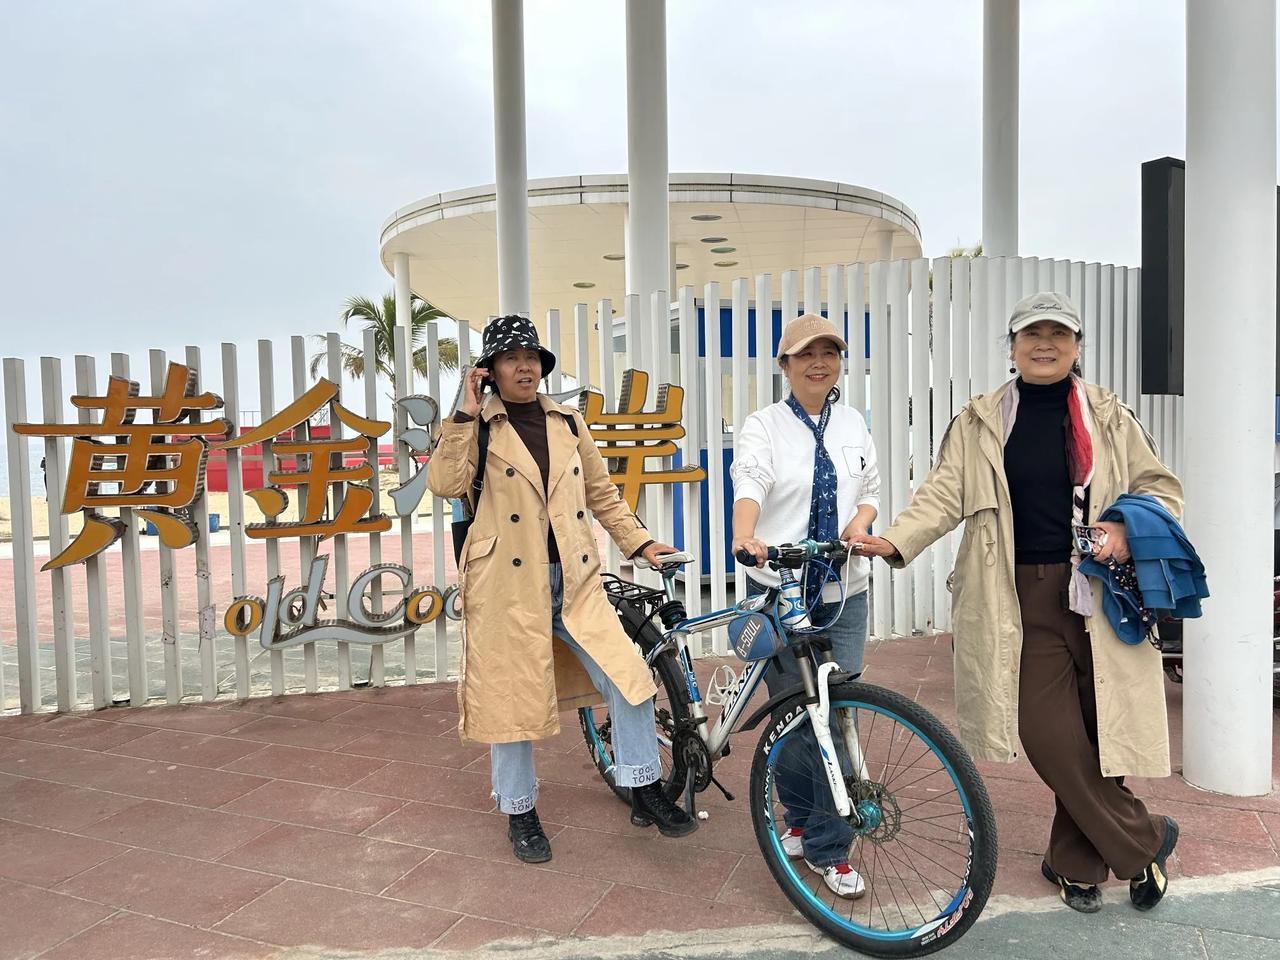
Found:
[601,573,666,621]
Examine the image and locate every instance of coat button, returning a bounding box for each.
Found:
[512,558,522,567]
[576,510,584,519]
[573,466,580,475]
[582,554,589,563]
[510,514,520,522]
[505,467,515,477]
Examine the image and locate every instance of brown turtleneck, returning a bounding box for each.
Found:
[455,401,558,561]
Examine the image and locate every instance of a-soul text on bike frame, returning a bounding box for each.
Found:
[224,553,461,651]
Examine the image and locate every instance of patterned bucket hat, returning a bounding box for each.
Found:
[475,315,556,378]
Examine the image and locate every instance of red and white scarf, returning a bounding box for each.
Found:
[1000,375,1096,616]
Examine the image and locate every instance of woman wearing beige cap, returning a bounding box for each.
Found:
[852,292,1183,914]
[730,313,880,899]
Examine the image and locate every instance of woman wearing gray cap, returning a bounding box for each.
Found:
[730,313,881,900]
[853,292,1182,914]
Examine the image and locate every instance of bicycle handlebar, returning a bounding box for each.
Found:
[734,539,848,569]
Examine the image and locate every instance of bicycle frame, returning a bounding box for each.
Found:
[648,562,862,818]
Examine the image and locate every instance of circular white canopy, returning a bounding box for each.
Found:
[380,172,924,336]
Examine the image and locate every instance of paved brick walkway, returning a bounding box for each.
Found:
[0,637,1276,959]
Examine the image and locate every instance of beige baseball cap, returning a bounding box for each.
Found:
[776,313,848,358]
[1008,291,1082,335]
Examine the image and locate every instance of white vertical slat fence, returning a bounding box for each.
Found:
[703,281,728,655]
[73,355,112,709]
[1,256,1185,713]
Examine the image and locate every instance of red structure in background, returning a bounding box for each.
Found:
[204,425,406,492]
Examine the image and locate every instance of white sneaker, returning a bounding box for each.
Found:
[780,827,805,859]
[806,860,867,899]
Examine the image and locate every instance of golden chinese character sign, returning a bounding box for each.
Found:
[581,369,706,511]
[11,360,703,649]
[216,380,393,540]
[12,362,233,570]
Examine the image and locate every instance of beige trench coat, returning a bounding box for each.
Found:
[882,380,1184,779]
[426,394,657,744]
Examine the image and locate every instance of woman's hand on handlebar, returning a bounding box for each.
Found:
[847,534,900,559]
[731,536,769,568]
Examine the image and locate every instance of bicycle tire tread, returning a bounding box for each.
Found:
[749,679,997,958]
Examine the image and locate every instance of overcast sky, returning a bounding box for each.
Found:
[0,0,1253,424]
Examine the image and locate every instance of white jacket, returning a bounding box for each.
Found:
[731,400,881,595]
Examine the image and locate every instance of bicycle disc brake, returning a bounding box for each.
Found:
[848,779,902,843]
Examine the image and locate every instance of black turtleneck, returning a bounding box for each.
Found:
[1004,377,1073,565]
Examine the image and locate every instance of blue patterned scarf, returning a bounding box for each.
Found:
[785,393,838,605]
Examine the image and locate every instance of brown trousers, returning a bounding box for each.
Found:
[1015,563,1164,883]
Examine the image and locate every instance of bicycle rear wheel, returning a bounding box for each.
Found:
[750,680,996,958]
[579,596,691,804]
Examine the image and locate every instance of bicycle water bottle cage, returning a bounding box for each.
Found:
[706,663,739,706]
[728,611,786,662]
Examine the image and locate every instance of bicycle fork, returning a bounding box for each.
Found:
[796,659,870,821]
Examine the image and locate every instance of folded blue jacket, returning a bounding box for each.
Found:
[1078,493,1210,645]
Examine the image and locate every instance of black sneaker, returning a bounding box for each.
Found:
[1041,859,1103,914]
[1130,816,1179,911]
[507,809,552,863]
[630,781,698,837]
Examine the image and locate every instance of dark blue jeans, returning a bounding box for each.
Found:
[748,578,868,867]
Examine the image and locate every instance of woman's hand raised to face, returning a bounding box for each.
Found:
[460,366,489,417]
[846,534,900,560]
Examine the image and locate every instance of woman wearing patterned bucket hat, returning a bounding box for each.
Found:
[730,313,882,900]
[427,315,693,864]
[853,292,1183,914]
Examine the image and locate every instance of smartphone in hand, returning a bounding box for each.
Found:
[1071,523,1107,556]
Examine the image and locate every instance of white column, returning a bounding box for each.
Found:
[492,0,530,316]
[982,0,1018,258]
[1182,0,1275,796]
[876,229,894,262]
[625,0,669,373]
[394,251,413,371]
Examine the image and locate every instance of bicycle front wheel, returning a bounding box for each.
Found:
[749,680,996,958]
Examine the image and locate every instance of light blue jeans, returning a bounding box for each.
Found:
[749,578,869,866]
[490,562,661,814]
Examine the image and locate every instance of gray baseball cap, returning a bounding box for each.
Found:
[1008,291,1082,335]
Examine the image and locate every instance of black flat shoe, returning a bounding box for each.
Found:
[1041,859,1103,913]
[507,808,552,863]
[630,781,698,837]
[1130,816,1179,911]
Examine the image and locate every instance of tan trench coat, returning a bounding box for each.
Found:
[426,394,657,744]
[882,380,1184,779]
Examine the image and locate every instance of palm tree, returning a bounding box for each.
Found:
[308,292,460,385]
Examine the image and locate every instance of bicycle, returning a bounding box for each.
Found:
[578,539,997,958]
